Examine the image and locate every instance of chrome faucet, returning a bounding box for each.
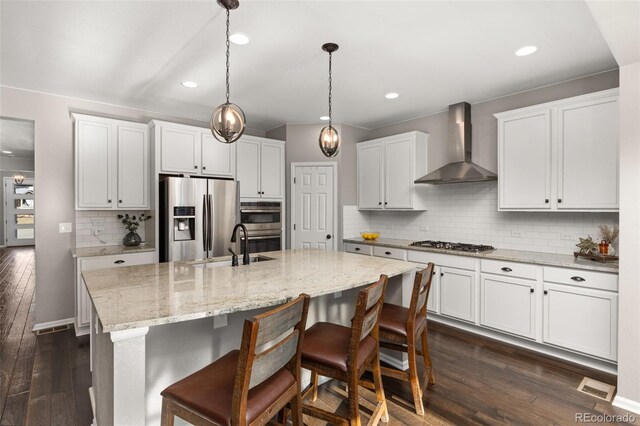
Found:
[230,223,250,266]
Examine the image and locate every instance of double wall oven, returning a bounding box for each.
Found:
[240,201,282,253]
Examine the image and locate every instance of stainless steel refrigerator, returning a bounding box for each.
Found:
[159,177,239,262]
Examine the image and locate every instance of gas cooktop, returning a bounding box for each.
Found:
[410,240,495,253]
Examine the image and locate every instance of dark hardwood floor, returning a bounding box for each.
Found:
[0,245,637,425]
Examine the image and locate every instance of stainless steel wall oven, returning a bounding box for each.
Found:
[240,202,282,253]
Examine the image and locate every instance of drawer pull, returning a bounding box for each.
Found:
[530,288,534,293]
[544,290,548,295]
[114,260,125,264]
[570,276,585,282]
[355,247,360,251]
[501,267,513,272]
[385,251,391,255]
[440,272,444,277]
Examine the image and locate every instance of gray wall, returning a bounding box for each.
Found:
[0,156,34,171]
[0,85,264,327]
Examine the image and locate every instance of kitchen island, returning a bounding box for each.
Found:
[83,249,416,425]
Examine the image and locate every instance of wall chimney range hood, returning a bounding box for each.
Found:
[414,102,497,184]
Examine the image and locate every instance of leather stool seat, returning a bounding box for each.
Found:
[161,350,295,426]
[301,322,376,372]
[379,303,426,337]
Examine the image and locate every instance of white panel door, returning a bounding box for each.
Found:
[499,110,551,209]
[117,125,149,209]
[160,126,200,174]
[480,274,535,339]
[77,119,114,208]
[543,283,617,360]
[5,178,35,247]
[557,98,619,209]
[237,139,261,198]
[201,132,236,178]
[357,142,383,209]
[440,267,475,323]
[385,137,414,209]
[293,166,335,250]
[260,142,284,198]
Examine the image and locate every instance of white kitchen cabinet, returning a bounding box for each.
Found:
[543,282,617,361]
[439,267,475,323]
[236,136,285,200]
[74,114,150,210]
[75,251,154,336]
[480,274,536,339]
[202,133,236,178]
[344,242,373,255]
[357,131,428,210]
[495,88,619,212]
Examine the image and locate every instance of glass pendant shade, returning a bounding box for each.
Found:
[13,171,25,184]
[319,125,340,158]
[210,102,246,143]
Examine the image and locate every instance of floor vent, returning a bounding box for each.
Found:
[35,324,72,335]
[577,377,616,402]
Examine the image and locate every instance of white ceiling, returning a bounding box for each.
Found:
[0,118,35,158]
[0,1,617,131]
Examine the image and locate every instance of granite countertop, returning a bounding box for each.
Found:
[344,238,619,273]
[71,243,156,258]
[82,249,415,333]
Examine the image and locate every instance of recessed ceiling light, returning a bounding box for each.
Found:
[515,46,538,57]
[230,33,250,45]
[385,92,399,99]
[181,81,199,88]
[320,116,330,121]
[2,150,12,154]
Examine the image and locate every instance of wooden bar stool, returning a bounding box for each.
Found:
[300,275,389,426]
[378,263,435,415]
[160,294,310,426]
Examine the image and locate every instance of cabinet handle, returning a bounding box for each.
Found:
[570,276,585,282]
[107,199,112,203]
[440,272,444,277]
[530,288,534,293]
[119,199,122,203]
[194,165,198,169]
[378,202,382,205]
[501,267,512,272]
[545,199,549,203]
[202,166,206,170]
[114,260,125,264]
[544,290,548,295]
[355,247,360,251]
[432,271,436,275]
[384,202,388,205]
[385,251,391,255]
[557,198,562,203]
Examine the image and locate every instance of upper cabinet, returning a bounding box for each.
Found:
[74,114,149,210]
[151,121,236,179]
[237,136,285,199]
[496,89,619,212]
[357,131,429,210]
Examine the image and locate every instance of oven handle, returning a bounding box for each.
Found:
[240,209,281,213]
[243,235,282,240]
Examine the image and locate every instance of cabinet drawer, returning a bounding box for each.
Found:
[80,252,155,271]
[543,267,617,292]
[373,246,406,260]
[344,243,372,256]
[481,259,537,280]
[407,250,475,270]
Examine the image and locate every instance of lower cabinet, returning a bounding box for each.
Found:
[543,283,617,361]
[439,267,475,323]
[480,274,536,339]
[75,251,155,336]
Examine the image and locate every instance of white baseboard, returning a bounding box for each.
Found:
[380,351,409,372]
[32,317,75,332]
[613,395,640,415]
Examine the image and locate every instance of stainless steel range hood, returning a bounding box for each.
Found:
[415,102,497,184]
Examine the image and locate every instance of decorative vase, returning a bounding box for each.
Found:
[598,240,610,256]
[123,231,142,247]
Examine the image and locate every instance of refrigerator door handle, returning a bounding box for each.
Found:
[208,194,213,251]
[202,194,208,252]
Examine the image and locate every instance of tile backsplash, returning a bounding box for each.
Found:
[75,210,149,248]
[343,182,619,255]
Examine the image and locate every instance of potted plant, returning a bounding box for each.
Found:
[117,213,151,247]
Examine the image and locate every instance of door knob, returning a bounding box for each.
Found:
[326,234,332,239]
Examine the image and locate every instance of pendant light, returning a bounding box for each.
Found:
[319,43,341,158]
[210,0,246,144]
[13,171,25,185]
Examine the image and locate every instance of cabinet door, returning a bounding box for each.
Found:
[260,142,284,198]
[480,274,535,339]
[543,283,617,360]
[77,119,114,208]
[201,132,236,178]
[426,266,439,314]
[439,267,475,323]
[498,110,551,209]
[160,126,200,174]
[117,125,149,209]
[385,137,414,209]
[357,142,384,209]
[237,139,261,198]
[557,97,618,210]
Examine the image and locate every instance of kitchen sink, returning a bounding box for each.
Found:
[192,255,275,269]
